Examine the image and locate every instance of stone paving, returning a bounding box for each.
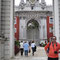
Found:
[10,47,60,60]
[11,47,48,60]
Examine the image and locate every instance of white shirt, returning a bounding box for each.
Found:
[20,42,23,48]
[31,43,35,48]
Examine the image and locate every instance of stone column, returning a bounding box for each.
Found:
[1,38,5,60]
[19,18,23,39]
[0,0,1,35]
[45,19,47,39]
[39,27,40,39]
[22,17,26,40]
[40,17,47,40]
[40,18,44,40]
[0,38,1,60]
[0,1,1,59]
[1,0,14,59]
[10,0,14,58]
[54,0,59,42]
[0,37,7,60]
[43,17,47,39]
[19,17,26,40]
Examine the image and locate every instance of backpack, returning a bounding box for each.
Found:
[47,42,57,53]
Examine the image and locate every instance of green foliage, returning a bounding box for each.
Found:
[40,42,46,47]
[15,40,20,47]
[27,21,39,29]
[42,44,46,47]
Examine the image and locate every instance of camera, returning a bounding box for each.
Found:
[54,51,58,54]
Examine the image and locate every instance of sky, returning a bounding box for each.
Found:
[15,0,52,6]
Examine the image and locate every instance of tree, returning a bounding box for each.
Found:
[27,20,39,29]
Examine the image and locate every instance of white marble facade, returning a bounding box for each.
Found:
[0,0,60,60]
[15,0,53,43]
[0,0,53,60]
[19,15,47,40]
[54,0,60,43]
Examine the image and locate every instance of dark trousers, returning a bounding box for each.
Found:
[48,57,58,60]
[32,47,35,56]
[20,48,24,56]
[24,50,28,56]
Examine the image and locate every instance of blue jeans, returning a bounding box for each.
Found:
[24,50,28,56]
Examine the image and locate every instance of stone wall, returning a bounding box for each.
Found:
[0,0,1,60]
[1,0,14,60]
[15,11,52,41]
[54,0,60,42]
[1,0,11,59]
[0,0,1,34]
[0,40,1,60]
[58,0,60,42]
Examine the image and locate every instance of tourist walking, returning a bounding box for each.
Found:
[31,40,36,56]
[20,41,24,56]
[44,36,60,60]
[23,41,29,56]
[45,40,47,45]
[29,41,31,53]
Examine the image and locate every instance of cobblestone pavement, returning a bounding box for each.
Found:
[11,47,60,60]
[11,47,48,60]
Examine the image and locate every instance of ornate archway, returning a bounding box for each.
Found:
[27,19,39,40]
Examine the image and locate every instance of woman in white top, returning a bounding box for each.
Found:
[20,41,24,56]
[31,40,36,56]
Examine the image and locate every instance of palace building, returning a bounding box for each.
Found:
[14,0,53,44]
[0,0,58,60]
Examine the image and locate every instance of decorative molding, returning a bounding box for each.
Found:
[29,0,36,4]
